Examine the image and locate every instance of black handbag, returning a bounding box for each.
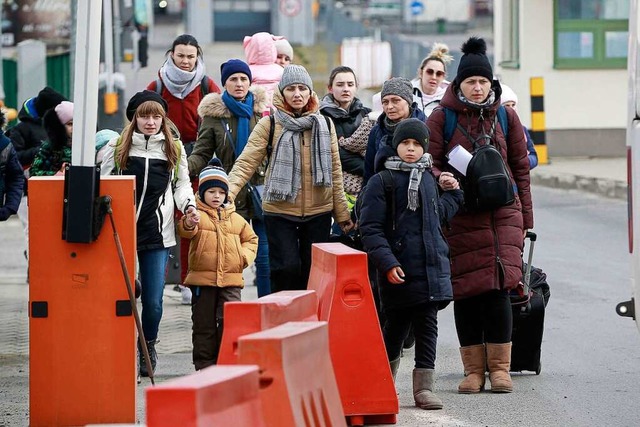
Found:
[246,183,263,221]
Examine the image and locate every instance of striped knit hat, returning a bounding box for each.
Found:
[198,158,229,202]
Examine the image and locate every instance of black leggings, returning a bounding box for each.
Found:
[454,290,512,346]
[263,213,332,292]
[383,302,439,369]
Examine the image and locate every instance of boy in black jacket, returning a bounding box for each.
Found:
[359,118,463,410]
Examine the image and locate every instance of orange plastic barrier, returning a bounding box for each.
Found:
[307,243,398,426]
[29,176,137,426]
[218,290,318,364]
[237,321,346,427]
[145,365,265,427]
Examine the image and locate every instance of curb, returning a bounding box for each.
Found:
[531,171,627,200]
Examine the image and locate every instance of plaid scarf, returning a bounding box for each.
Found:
[384,154,433,211]
[264,110,332,203]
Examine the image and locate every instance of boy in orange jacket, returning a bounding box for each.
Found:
[178,158,258,370]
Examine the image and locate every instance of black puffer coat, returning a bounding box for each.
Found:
[6,102,47,167]
[359,145,464,309]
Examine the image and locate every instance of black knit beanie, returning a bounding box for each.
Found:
[391,118,430,152]
[455,37,493,85]
[126,90,168,121]
[34,87,67,118]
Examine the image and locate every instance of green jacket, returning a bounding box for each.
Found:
[188,86,268,220]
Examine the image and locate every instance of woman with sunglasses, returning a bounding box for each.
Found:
[412,43,454,117]
[371,43,453,118]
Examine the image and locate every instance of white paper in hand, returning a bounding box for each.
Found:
[447,145,473,176]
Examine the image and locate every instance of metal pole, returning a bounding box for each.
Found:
[0,12,4,99]
[107,199,155,385]
[113,0,122,71]
[72,1,101,167]
[103,0,115,93]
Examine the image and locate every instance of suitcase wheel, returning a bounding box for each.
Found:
[535,362,542,375]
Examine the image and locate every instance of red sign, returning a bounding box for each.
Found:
[279,0,302,17]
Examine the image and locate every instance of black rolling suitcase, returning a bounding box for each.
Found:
[510,231,550,374]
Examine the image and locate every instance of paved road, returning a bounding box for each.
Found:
[0,13,632,427]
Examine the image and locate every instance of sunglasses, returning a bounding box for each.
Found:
[425,68,445,78]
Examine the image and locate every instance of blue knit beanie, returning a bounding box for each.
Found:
[220,59,252,86]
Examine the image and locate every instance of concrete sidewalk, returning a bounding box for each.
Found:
[531,157,626,200]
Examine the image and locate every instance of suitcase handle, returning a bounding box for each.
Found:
[523,231,537,292]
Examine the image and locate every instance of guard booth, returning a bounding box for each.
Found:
[29,176,137,426]
[28,3,139,426]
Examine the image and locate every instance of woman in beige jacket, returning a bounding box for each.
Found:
[228,65,353,292]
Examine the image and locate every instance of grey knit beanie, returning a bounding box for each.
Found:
[381,77,413,106]
[279,64,313,92]
[392,118,430,151]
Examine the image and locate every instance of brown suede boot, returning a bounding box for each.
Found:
[413,369,443,410]
[486,343,513,393]
[458,344,486,394]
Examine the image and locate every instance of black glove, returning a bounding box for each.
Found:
[0,207,13,221]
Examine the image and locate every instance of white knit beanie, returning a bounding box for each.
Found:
[55,101,74,124]
[500,83,518,110]
[274,39,294,60]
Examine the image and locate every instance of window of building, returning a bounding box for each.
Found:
[554,0,629,69]
[499,0,520,68]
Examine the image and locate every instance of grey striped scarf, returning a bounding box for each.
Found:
[159,57,206,99]
[384,154,433,211]
[264,110,333,203]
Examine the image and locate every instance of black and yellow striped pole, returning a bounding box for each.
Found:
[529,77,548,164]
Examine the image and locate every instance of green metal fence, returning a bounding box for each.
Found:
[2,51,70,111]
[46,52,71,100]
[2,58,18,111]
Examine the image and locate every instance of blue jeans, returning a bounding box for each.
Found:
[251,218,271,297]
[138,248,170,341]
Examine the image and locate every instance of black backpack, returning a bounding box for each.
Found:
[443,106,514,211]
[354,169,395,234]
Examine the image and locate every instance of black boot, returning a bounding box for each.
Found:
[403,324,416,349]
[139,339,158,377]
[134,279,142,299]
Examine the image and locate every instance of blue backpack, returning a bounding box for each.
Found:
[443,105,508,143]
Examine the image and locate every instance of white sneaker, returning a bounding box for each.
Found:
[179,285,192,305]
